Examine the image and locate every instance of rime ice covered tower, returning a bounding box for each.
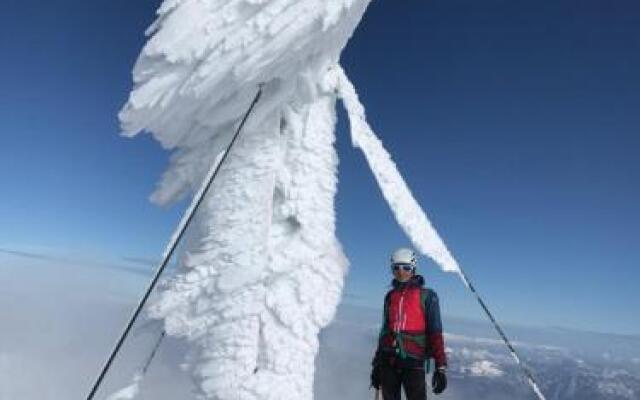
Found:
[120,1,459,399]
[119,1,371,399]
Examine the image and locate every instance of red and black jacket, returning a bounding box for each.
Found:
[374,275,447,369]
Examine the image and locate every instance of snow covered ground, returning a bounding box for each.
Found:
[2,255,639,400]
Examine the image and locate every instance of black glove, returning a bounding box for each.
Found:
[370,364,382,390]
[432,367,447,394]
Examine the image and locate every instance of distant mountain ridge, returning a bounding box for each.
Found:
[315,302,640,400]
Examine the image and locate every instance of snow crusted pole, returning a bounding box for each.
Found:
[456,268,547,400]
[85,86,263,400]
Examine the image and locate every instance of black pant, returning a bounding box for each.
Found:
[380,365,426,400]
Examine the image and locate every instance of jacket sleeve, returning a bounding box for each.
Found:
[426,289,447,368]
[372,291,391,366]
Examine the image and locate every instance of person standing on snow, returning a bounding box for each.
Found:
[370,248,448,399]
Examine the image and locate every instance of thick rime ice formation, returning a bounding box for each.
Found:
[117,0,458,399]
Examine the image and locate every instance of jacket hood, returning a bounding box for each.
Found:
[391,274,425,289]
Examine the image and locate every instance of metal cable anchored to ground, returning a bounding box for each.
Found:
[456,268,547,400]
[85,86,263,400]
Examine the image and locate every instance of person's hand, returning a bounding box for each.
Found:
[432,367,447,394]
[370,364,382,390]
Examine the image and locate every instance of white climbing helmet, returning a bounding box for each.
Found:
[390,248,417,267]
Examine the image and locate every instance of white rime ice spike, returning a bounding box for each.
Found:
[335,66,461,275]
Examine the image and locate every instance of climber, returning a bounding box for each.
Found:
[370,248,448,399]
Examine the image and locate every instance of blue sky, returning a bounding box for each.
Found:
[1,0,639,335]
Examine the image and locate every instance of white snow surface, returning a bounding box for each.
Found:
[117,0,458,399]
[466,360,504,378]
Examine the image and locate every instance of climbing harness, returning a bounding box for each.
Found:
[85,86,264,400]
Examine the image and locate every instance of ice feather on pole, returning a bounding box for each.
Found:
[335,67,460,274]
[120,0,371,205]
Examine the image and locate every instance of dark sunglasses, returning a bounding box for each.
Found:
[392,264,414,272]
